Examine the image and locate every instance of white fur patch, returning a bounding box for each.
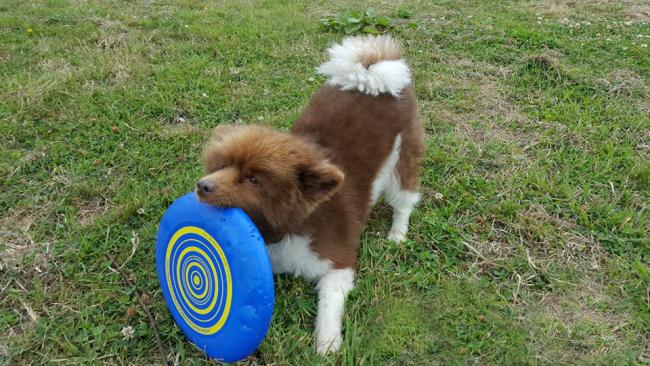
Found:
[266,235,332,280]
[318,36,411,97]
[387,190,420,243]
[371,134,403,204]
[371,133,420,242]
[314,268,355,354]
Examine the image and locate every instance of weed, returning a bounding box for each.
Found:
[320,9,394,35]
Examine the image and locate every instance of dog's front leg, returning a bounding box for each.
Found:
[314,268,355,354]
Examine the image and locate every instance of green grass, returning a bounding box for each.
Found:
[1,0,649,364]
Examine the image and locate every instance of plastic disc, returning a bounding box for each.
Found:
[156,192,274,362]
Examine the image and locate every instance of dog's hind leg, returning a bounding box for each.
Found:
[386,117,425,243]
[386,188,420,243]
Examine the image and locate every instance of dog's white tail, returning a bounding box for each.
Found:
[317,35,411,97]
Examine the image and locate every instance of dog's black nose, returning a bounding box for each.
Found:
[197,179,215,194]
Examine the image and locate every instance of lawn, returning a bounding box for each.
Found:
[1,0,649,364]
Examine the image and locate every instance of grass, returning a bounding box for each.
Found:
[1,0,649,364]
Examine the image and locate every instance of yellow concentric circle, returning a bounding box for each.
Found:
[165,226,232,335]
[185,261,210,300]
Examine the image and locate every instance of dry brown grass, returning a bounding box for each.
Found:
[0,208,52,346]
[462,204,627,362]
[468,203,606,270]
[531,0,645,18]
[0,209,47,274]
[157,123,202,138]
[38,59,75,78]
[422,57,538,171]
[413,43,640,360]
[523,275,635,363]
[419,56,611,283]
[598,69,649,98]
[624,4,650,20]
[75,197,114,226]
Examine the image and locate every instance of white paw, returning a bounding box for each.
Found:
[387,230,406,243]
[315,332,342,355]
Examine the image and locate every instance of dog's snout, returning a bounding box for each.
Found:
[197,179,216,194]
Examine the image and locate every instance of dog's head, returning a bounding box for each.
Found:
[197,125,344,234]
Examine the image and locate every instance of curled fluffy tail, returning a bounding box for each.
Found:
[317,35,411,97]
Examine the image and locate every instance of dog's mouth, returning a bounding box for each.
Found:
[195,190,237,208]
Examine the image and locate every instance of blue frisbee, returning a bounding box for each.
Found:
[156,193,274,362]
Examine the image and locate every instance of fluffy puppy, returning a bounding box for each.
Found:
[197,35,425,354]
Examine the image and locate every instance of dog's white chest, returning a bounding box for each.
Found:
[266,235,332,280]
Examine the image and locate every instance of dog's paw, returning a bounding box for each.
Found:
[387,230,406,243]
[315,332,342,355]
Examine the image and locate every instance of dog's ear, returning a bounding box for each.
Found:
[210,124,239,142]
[204,125,238,172]
[296,160,344,204]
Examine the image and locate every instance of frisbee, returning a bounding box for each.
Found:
[156,192,274,362]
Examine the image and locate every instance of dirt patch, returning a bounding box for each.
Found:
[107,56,132,86]
[0,209,47,273]
[465,203,606,281]
[0,206,57,346]
[88,15,129,49]
[158,124,202,138]
[535,280,620,327]
[88,15,123,30]
[424,58,536,164]
[531,0,642,18]
[421,56,608,278]
[523,276,635,363]
[97,32,128,50]
[2,76,59,106]
[636,99,650,115]
[465,201,638,359]
[624,5,650,20]
[521,204,605,269]
[158,111,202,139]
[38,59,75,78]
[90,16,140,86]
[0,302,42,352]
[597,69,649,98]
[75,197,113,226]
[451,59,525,124]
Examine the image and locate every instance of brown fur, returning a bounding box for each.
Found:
[396,114,426,191]
[356,35,401,68]
[198,83,423,269]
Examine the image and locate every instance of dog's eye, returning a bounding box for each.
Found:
[237,176,259,185]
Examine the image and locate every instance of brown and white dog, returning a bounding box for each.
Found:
[196,35,425,354]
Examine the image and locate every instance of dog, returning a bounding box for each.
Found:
[196,35,425,354]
